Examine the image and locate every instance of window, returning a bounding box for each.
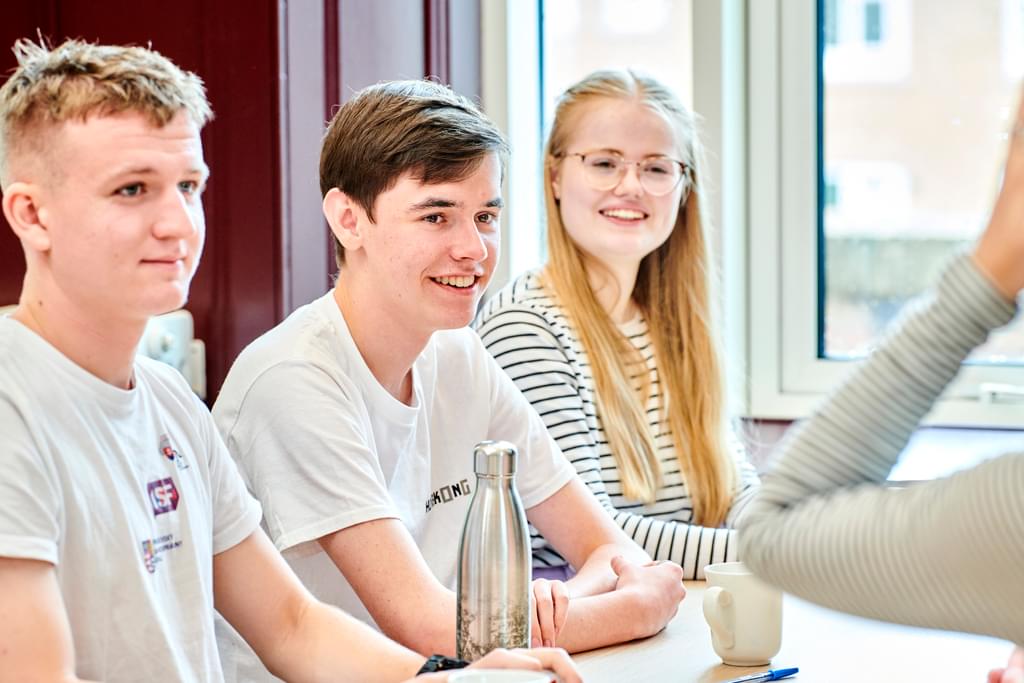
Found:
[823,177,839,208]
[824,0,839,44]
[486,1,1022,425]
[864,1,883,42]
[823,0,910,83]
[543,0,693,133]
[749,0,1024,426]
[823,160,916,359]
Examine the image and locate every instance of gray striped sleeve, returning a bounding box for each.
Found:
[739,253,1024,645]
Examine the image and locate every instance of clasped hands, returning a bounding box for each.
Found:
[529,555,685,648]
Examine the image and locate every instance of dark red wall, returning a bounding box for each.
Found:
[0,1,283,401]
[0,0,479,401]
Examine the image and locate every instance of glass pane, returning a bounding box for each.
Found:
[542,0,694,147]
[820,0,1024,363]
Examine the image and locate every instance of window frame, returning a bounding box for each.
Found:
[481,0,545,290]
[747,0,1024,427]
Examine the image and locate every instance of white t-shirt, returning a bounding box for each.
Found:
[213,292,576,679]
[0,318,262,682]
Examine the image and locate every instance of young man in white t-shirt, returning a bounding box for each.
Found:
[213,79,686,678]
[0,38,578,683]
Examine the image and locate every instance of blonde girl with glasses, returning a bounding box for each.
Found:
[475,70,759,581]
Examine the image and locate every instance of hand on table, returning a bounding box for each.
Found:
[988,646,1024,683]
[530,578,570,648]
[610,556,685,637]
[412,647,581,682]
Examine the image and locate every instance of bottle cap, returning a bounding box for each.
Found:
[473,440,518,476]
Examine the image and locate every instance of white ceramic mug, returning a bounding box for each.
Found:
[702,561,782,666]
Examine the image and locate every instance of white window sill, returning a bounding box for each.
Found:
[744,420,1022,482]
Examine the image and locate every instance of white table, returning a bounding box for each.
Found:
[573,581,1011,682]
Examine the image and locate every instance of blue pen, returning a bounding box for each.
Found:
[722,667,799,683]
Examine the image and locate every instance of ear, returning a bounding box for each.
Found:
[322,188,366,252]
[550,163,562,201]
[2,181,51,253]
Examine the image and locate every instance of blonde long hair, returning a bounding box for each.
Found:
[541,70,735,526]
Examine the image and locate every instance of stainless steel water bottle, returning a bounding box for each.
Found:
[456,440,531,661]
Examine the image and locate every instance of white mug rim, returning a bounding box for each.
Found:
[704,561,752,577]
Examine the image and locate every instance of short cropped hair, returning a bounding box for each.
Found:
[319,80,509,267]
[0,38,213,187]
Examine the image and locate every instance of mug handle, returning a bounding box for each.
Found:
[702,586,735,650]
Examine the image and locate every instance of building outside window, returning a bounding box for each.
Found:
[821,0,1024,367]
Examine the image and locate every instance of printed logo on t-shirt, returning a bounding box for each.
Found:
[159,433,189,470]
[147,477,180,516]
[424,478,472,513]
[141,533,182,573]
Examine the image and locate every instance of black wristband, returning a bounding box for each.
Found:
[417,654,470,674]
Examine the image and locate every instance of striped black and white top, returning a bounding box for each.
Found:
[740,254,1024,646]
[475,270,760,580]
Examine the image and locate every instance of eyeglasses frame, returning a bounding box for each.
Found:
[557,150,693,198]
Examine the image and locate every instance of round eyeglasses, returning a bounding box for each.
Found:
[561,151,691,197]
